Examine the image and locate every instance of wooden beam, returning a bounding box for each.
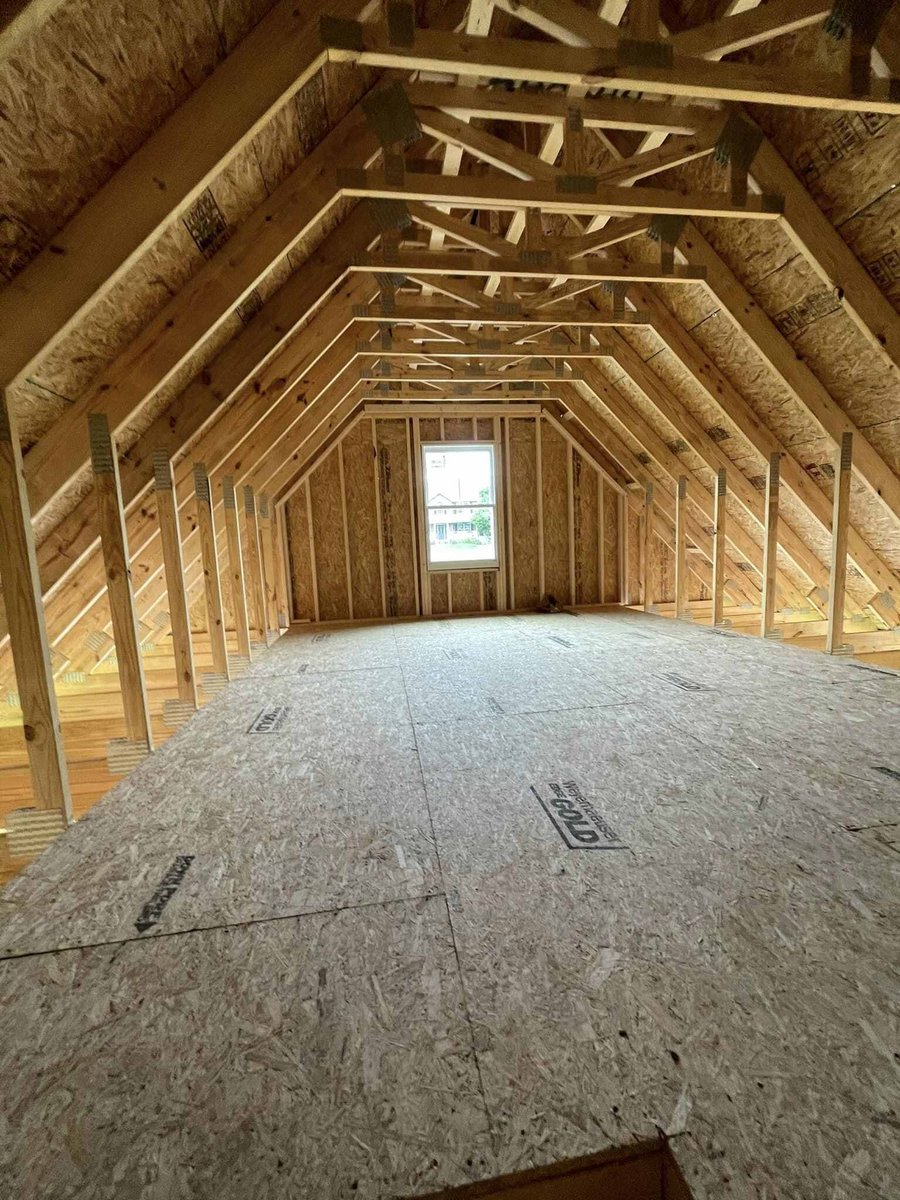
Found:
[242,488,268,640]
[354,250,706,283]
[193,464,231,682]
[89,415,153,748]
[672,0,830,59]
[258,495,280,636]
[491,0,621,47]
[403,81,712,134]
[221,477,253,664]
[712,468,727,628]
[327,27,900,113]
[340,170,784,220]
[825,434,853,655]
[152,451,197,707]
[674,475,688,619]
[643,483,654,613]
[406,203,513,256]
[0,391,71,818]
[352,303,650,325]
[364,337,612,357]
[761,453,781,638]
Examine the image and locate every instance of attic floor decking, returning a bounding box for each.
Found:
[1,611,898,1199]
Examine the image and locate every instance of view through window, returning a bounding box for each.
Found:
[422,443,498,569]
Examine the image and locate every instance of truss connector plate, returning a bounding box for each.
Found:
[319,14,364,51]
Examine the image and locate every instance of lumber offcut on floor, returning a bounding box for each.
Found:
[1,611,898,1199]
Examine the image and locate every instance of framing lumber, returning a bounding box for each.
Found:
[89,415,153,749]
[221,478,253,664]
[712,469,727,628]
[0,391,71,818]
[152,451,197,707]
[674,476,688,620]
[258,496,280,636]
[643,484,654,613]
[339,170,785,220]
[353,251,707,284]
[193,465,230,682]
[672,0,830,59]
[761,454,781,638]
[825,435,853,655]
[403,82,712,134]
[242,489,268,642]
[327,26,900,113]
[352,303,651,325]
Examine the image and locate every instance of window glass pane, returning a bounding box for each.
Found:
[424,446,494,507]
[427,505,496,564]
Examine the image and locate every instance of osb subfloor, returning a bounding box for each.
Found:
[1,610,898,1199]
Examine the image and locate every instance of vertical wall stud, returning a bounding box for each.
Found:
[535,416,546,601]
[153,450,197,707]
[273,503,292,629]
[258,494,280,634]
[761,452,781,638]
[222,476,252,666]
[712,468,727,628]
[242,486,268,642]
[826,433,853,655]
[643,482,654,613]
[89,414,153,749]
[618,492,628,605]
[674,475,688,620]
[193,463,231,681]
[0,391,72,818]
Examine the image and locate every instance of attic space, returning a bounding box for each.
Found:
[0,0,898,1196]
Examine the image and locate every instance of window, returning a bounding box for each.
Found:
[422,443,498,570]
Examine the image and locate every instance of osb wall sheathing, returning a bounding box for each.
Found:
[572,451,599,606]
[342,421,383,621]
[285,480,315,622]
[284,415,622,624]
[309,446,350,623]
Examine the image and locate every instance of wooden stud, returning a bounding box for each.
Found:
[221,477,253,663]
[597,473,605,603]
[371,417,388,618]
[567,441,576,604]
[761,453,781,638]
[305,480,320,625]
[273,503,292,629]
[152,450,197,706]
[503,417,516,611]
[536,416,546,601]
[242,487,268,640]
[410,415,430,616]
[0,390,72,818]
[826,434,853,655]
[337,442,354,623]
[643,482,654,613]
[712,468,727,628]
[257,494,280,635]
[193,463,231,681]
[674,475,688,620]
[408,415,424,614]
[89,414,153,748]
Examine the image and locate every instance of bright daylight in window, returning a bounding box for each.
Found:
[422,443,498,570]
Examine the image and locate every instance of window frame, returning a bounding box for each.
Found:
[421,441,500,573]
